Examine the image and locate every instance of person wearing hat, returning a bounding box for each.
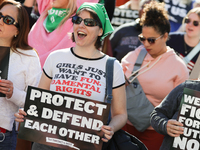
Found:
[15,2,127,150]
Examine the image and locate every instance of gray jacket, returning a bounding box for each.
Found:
[150,80,200,150]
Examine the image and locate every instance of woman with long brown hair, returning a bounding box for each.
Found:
[0,0,41,149]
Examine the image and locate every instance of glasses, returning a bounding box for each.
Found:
[185,18,200,27]
[72,15,100,27]
[0,12,19,29]
[138,35,163,44]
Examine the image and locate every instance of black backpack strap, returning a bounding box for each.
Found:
[105,56,116,124]
[105,57,116,104]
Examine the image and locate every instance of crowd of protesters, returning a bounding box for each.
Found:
[0,0,200,150]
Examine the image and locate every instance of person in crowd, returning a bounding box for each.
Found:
[109,0,151,62]
[0,0,41,149]
[25,0,98,67]
[167,7,200,74]
[22,0,115,30]
[176,0,200,32]
[15,2,127,150]
[121,1,189,150]
[150,79,200,150]
[24,0,115,67]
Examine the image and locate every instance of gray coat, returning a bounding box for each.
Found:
[150,80,200,150]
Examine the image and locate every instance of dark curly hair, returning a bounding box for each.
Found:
[140,1,170,35]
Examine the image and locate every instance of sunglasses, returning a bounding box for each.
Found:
[72,15,100,27]
[185,18,200,27]
[0,12,19,28]
[138,35,163,44]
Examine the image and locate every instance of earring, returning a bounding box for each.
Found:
[15,35,17,37]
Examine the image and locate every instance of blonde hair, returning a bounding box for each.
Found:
[60,0,77,26]
[182,7,200,25]
[42,0,77,28]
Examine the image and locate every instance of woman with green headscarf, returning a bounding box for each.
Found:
[23,0,99,67]
[22,0,115,68]
[15,2,127,150]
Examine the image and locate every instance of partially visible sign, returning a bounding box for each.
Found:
[111,7,138,29]
[172,88,200,150]
[0,47,10,97]
[164,0,191,23]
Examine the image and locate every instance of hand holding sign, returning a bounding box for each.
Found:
[172,88,200,150]
[166,119,184,137]
[101,125,114,142]
[0,79,13,98]
[15,109,27,123]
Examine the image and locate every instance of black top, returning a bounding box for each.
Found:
[105,0,115,21]
[23,5,39,29]
[110,19,142,62]
[166,32,200,73]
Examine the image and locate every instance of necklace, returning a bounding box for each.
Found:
[73,48,98,71]
[184,42,193,54]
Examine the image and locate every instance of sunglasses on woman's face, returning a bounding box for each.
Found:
[185,18,200,27]
[0,12,19,28]
[72,15,100,27]
[138,35,163,44]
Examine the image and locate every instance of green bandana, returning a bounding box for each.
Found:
[77,2,114,41]
[44,8,68,33]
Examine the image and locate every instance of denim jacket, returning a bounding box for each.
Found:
[150,80,200,150]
